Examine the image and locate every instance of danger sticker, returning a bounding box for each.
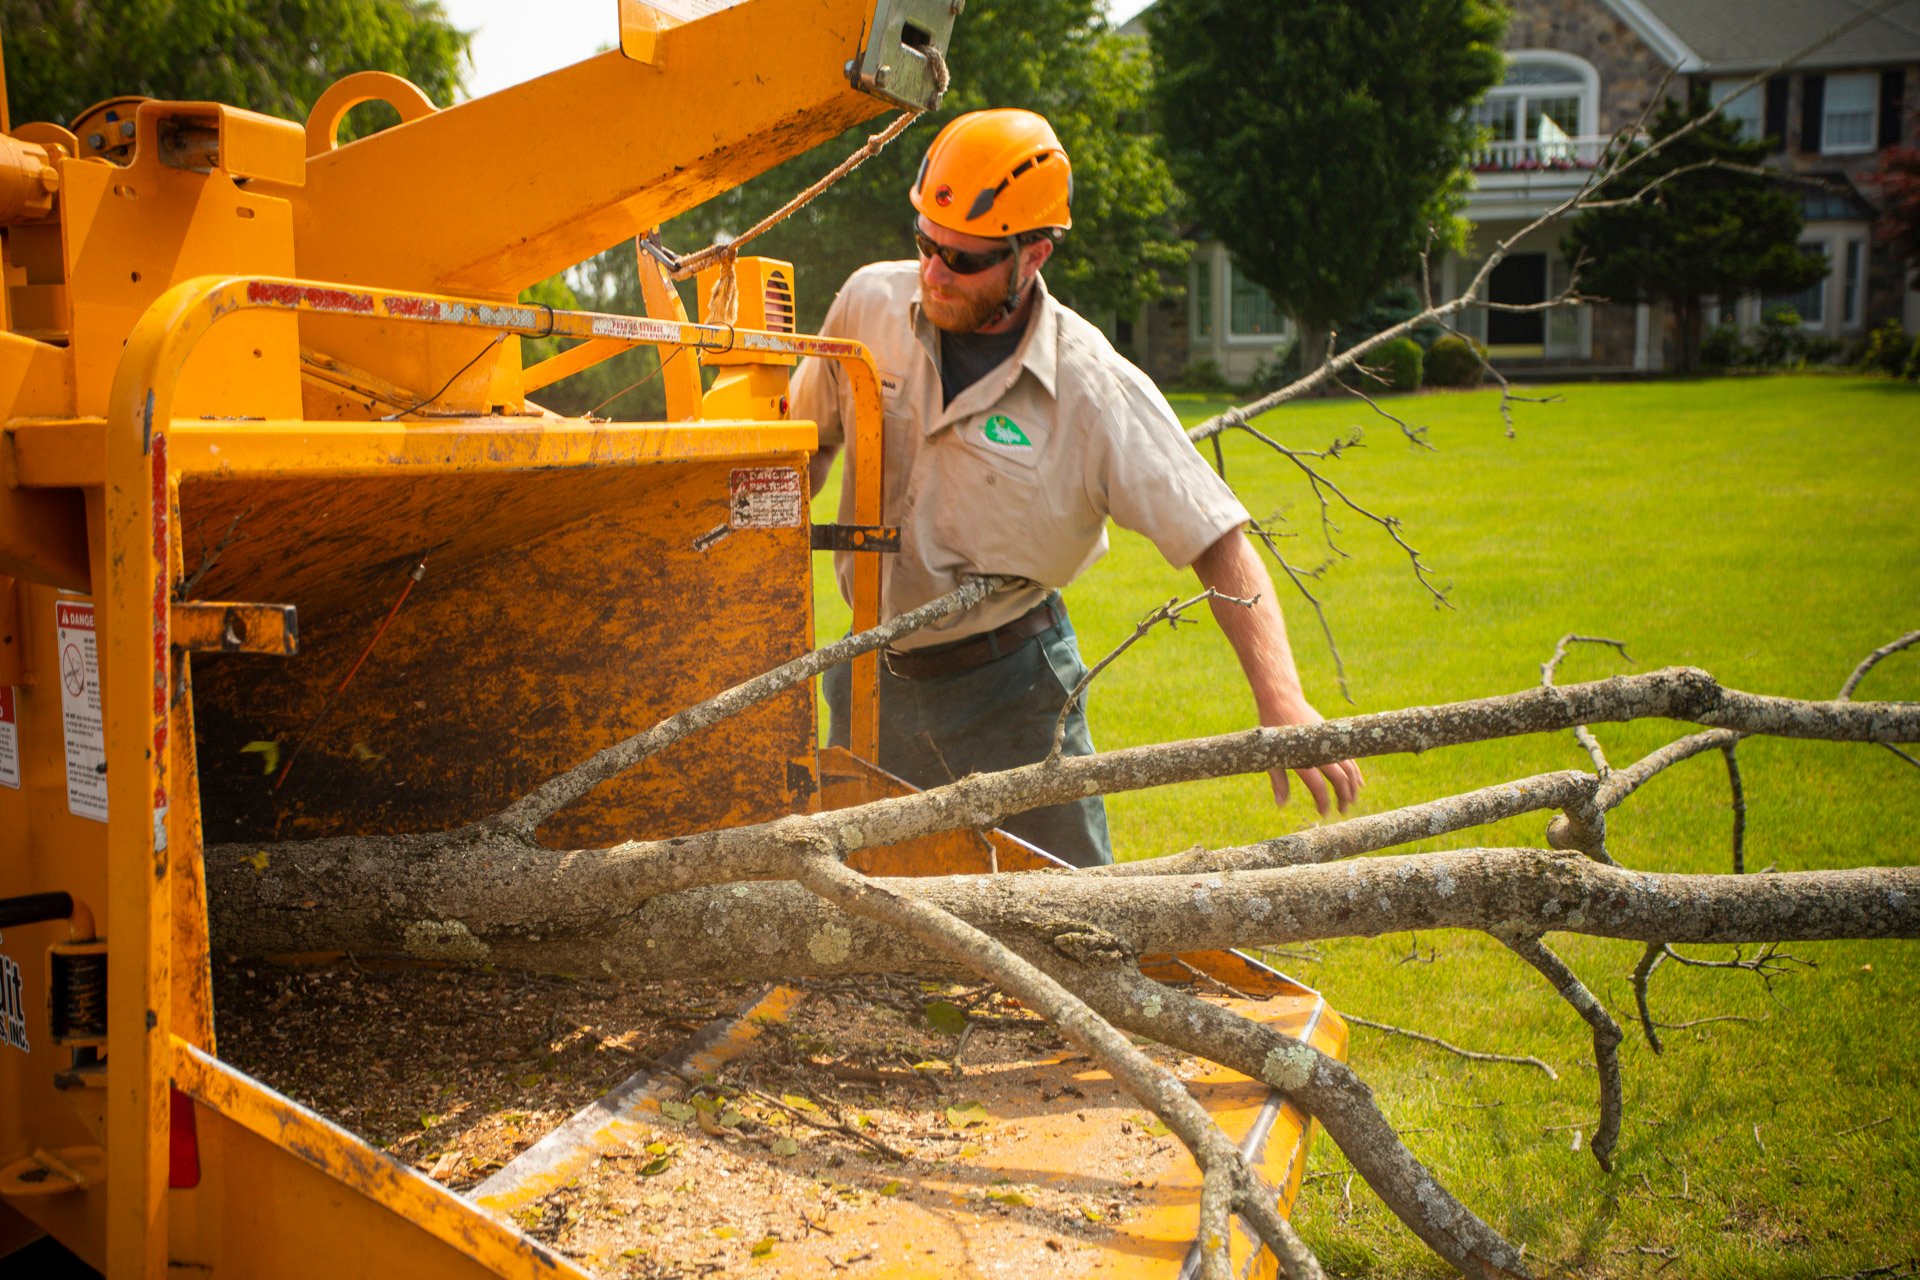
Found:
[0,687,18,789]
[56,600,107,823]
[0,952,25,1053]
[729,467,803,530]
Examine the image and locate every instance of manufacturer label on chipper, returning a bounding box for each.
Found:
[729,467,803,530]
[56,600,107,822]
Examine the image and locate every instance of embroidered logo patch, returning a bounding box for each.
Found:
[981,415,1032,448]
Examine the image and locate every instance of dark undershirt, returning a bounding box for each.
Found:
[939,311,1030,407]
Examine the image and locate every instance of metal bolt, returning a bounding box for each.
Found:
[874,64,891,87]
[119,120,136,138]
[87,133,105,150]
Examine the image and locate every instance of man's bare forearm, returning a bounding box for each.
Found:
[1191,527,1306,715]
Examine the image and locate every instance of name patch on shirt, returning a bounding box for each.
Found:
[980,415,1032,448]
[879,370,905,400]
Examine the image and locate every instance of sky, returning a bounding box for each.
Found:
[438,0,1155,100]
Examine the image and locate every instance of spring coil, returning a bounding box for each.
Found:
[56,952,107,1040]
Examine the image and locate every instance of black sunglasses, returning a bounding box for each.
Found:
[912,226,1015,276]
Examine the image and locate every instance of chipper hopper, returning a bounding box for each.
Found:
[0,2,1345,1275]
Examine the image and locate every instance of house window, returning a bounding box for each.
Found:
[1766,242,1828,326]
[1227,262,1284,337]
[1822,72,1877,154]
[1843,240,1866,328]
[1711,78,1764,141]
[1471,53,1599,170]
[1191,257,1214,340]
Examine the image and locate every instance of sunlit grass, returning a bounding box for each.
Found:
[815,375,1920,1275]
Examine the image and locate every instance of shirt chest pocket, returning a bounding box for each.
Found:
[927,414,1071,583]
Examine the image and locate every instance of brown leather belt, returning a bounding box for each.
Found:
[883,599,1061,680]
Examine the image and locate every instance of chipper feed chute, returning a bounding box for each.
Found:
[0,3,1345,1275]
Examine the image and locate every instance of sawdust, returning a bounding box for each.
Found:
[215,963,1197,1278]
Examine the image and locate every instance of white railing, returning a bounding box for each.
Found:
[1472,136,1612,173]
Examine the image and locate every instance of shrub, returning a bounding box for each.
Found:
[1334,284,1443,353]
[1801,334,1844,366]
[1700,320,1751,371]
[1752,306,1806,368]
[1904,333,1920,381]
[1860,319,1909,376]
[1361,336,1424,392]
[1424,333,1488,388]
[1178,357,1231,391]
[1251,340,1301,391]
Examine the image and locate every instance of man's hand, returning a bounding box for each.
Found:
[1191,528,1365,817]
[1260,693,1363,817]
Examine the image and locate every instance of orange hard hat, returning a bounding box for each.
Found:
[910,109,1073,238]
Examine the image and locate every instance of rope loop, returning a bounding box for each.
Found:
[668,47,951,285]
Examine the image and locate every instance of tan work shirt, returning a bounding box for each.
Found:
[790,262,1249,649]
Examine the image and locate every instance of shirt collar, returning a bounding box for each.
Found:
[908,268,1061,401]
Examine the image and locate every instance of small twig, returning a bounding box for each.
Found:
[1540,633,1634,776]
[1722,741,1748,874]
[1831,1115,1893,1140]
[1344,1014,1557,1079]
[1653,1013,1769,1031]
[1050,589,1253,759]
[1836,629,1920,772]
[177,504,252,600]
[1630,942,1666,1054]
[738,1084,908,1163]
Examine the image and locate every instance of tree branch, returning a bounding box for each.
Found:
[1499,933,1624,1172]
[489,574,1016,837]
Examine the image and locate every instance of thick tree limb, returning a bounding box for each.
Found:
[205,671,1920,954]
[209,846,1920,979]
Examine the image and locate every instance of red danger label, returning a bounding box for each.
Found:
[728,467,803,530]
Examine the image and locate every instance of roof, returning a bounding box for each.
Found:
[1609,0,1920,72]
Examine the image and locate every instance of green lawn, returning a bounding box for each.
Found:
[813,375,1920,1277]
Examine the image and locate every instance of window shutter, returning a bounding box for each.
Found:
[1801,74,1826,152]
[1765,76,1789,145]
[1881,69,1906,149]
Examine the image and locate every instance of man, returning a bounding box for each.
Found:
[792,109,1361,868]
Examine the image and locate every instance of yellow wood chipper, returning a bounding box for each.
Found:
[0,2,1345,1275]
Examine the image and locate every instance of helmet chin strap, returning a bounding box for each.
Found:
[984,236,1029,327]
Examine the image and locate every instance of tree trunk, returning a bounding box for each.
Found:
[1672,293,1704,375]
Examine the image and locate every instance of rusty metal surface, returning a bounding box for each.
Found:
[189,455,817,845]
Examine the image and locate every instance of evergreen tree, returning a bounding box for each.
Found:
[1147,0,1506,370]
[1565,86,1828,373]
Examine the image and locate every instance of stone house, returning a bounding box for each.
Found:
[1124,0,1920,383]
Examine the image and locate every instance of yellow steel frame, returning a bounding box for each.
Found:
[85,273,888,1277]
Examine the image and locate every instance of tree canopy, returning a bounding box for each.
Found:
[2,0,469,132]
[1147,0,1506,364]
[1564,87,1828,373]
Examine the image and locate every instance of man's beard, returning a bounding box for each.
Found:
[923,271,1022,334]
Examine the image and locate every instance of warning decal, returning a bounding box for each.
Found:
[56,600,107,823]
[0,952,25,1052]
[0,687,18,789]
[729,467,803,530]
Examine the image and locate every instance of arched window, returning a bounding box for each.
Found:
[1471,52,1601,171]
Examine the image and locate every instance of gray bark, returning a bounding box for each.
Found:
[209,846,1920,978]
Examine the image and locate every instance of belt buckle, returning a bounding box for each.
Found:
[882,647,909,679]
